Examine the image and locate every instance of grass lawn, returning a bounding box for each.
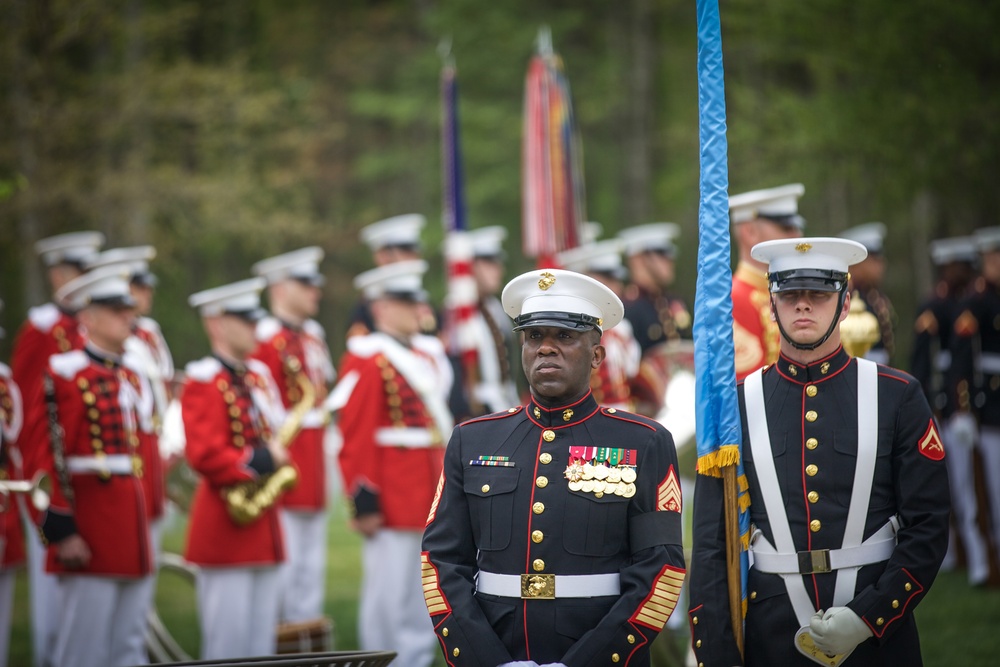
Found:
[7,496,1000,666]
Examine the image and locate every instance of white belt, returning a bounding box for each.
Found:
[935,350,951,372]
[300,408,329,429]
[66,454,135,476]
[476,571,620,599]
[374,427,442,448]
[979,353,1000,374]
[751,518,898,575]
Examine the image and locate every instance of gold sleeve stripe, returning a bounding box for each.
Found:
[631,565,686,631]
[421,552,451,616]
[425,472,445,525]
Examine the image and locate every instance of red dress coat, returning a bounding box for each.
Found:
[11,304,84,487]
[0,365,26,570]
[335,333,452,529]
[35,348,152,578]
[732,261,779,381]
[251,317,334,511]
[182,356,285,567]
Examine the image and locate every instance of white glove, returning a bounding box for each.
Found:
[948,413,978,449]
[498,662,539,667]
[809,607,872,655]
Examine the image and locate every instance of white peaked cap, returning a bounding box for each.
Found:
[618,223,680,257]
[729,183,806,227]
[252,246,325,286]
[55,265,135,311]
[86,245,157,276]
[188,277,267,319]
[467,226,508,259]
[353,259,429,301]
[35,231,106,267]
[501,269,624,332]
[359,214,426,252]
[974,226,1000,253]
[929,236,978,266]
[839,222,887,254]
[556,239,626,277]
[752,237,867,293]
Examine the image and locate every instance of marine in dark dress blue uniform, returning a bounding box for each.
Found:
[688,238,950,667]
[421,269,686,667]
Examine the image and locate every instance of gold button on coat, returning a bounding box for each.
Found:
[876,617,884,626]
[805,410,818,422]
[750,591,757,599]
[542,430,556,442]
[892,599,899,608]
[442,628,449,636]
[540,453,552,464]
[696,640,702,647]
[453,648,460,657]
[806,437,818,450]
[627,635,635,644]
[806,464,818,476]
[810,520,822,532]
[808,491,819,503]
[905,583,912,591]
[612,654,620,663]
[692,616,698,625]
[532,559,545,572]
[533,502,545,514]
[482,484,490,493]
[806,385,818,397]
[536,476,548,488]
[531,530,544,543]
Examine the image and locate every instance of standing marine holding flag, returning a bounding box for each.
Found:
[689,238,950,666]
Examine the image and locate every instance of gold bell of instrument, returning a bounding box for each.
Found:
[839,292,881,359]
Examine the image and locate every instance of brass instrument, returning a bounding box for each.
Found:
[840,292,881,358]
[224,357,314,525]
[0,471,52,512]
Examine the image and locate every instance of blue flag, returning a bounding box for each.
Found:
[693,0,750,615]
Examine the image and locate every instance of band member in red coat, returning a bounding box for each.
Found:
[0,311,27,667]
[29,266,154,667]
[183,278,289,660]
[331,259,454,667]
[558,238,642,412]
[11,230,103,667]
[728,184,805,381]
[251,247,336,625]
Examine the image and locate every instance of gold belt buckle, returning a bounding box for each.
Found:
[798,549,831,574]
[521,574,555,599]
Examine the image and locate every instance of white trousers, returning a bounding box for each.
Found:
[0,570,14,667]
[21,515,60,667]
[53,575,149,667]
[278,509,328,623]
[980,426,1000,557]
[943,418,990,584]
[196,566,280,660]
[359,529,436,667]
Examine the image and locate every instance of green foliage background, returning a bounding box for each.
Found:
[2,0,999,368]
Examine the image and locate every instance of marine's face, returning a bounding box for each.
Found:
[521,325,604,405]
[772,289,848,349]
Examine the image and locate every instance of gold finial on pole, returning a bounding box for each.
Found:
[840,292,881,358]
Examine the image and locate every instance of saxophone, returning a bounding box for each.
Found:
[224,357,314,525]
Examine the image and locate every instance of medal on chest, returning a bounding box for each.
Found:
[564,446,637,498]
